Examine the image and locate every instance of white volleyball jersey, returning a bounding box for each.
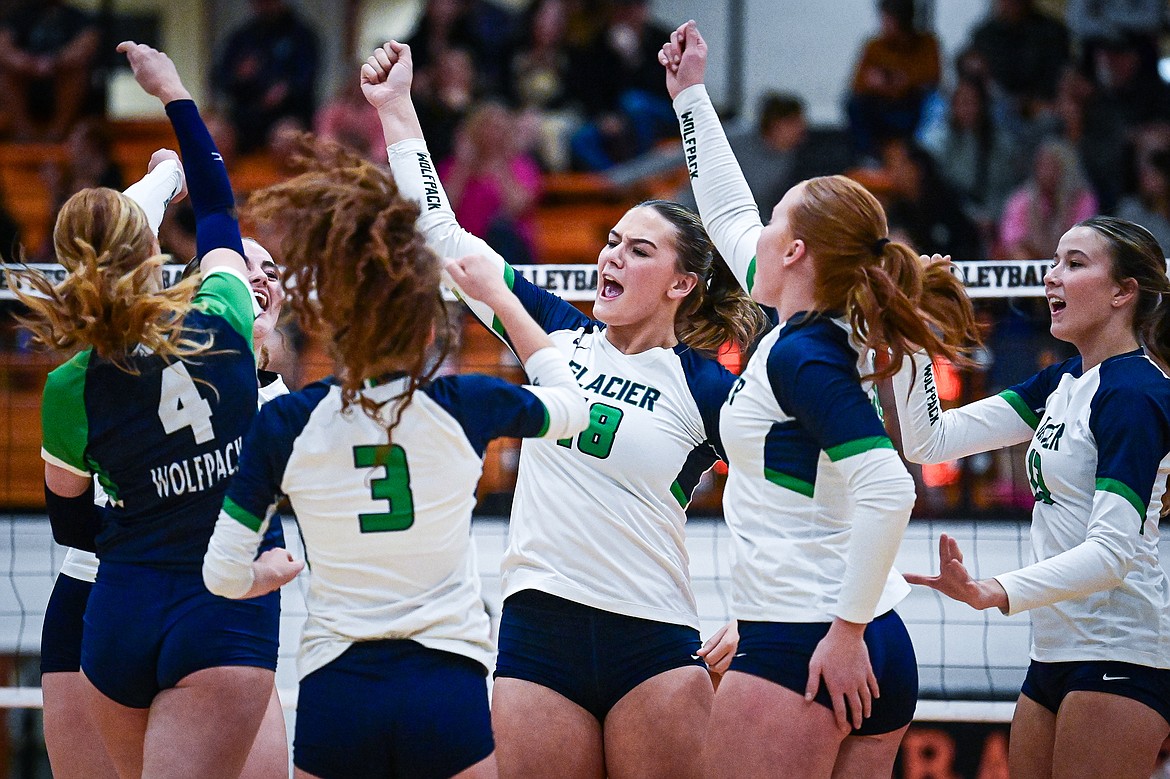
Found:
[895,350,1170,667]
[208,371,583,678]
[674,82,914,624]
[57,373,291,584]
[720,315,913,623]
[387,139,738,628]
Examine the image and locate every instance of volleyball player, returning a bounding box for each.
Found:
[896,218,1170,779]
[201,141,588,779]
[37,159,293,776]
[660,21,981,777]
[37,148,186,779]
[364,41,766,778]
[13,42,298,777]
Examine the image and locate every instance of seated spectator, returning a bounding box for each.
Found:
[846,0,940,159]
[676,92,847,216]
[505,0,581,170]
[1031,66,1128,213]
[969,0,1069,114]
[1116,149,1170,257]
[1088,32,1170,128]
[439,102,542,263]
[407,0,514,96]
[924,75,1022,235]
[1067,0,1164,86]
[999,139,1097,259]
[414,47,478,163]
[39,119,124,255]
[212,0,318,154]
[0,0,98,141]
[314,79,384,162]
[882,139,982,259]
[567,0,676,170]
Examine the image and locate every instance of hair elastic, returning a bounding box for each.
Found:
[872,237,891,256]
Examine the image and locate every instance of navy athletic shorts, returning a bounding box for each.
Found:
[293,639,493,779]
[41,573,92,675]
[81,561,279,709]
[495,588,705,722]
[1022,659,1170,725]
[729,610,918,736]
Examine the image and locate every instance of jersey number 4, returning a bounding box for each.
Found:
[557,402,623,458]
[353,444,415,532]
[158,363,215,444]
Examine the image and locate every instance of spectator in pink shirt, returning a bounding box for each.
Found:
[440,101,542,263]
[1000,139,1097,259]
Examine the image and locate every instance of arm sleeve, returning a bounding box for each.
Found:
[164,99,245,258]
[833,448,917,623]
[44,482,102,553]
[890,351,1043,463]
[768,341,915,623]
[672,84,763,294]
[386,138,590,338]
[122,159,184,237]
[424,356,589,457]
[996,384,1170,614]
[40,358,92,477]
[202,402,295,598]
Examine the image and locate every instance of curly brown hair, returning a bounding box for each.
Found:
[5,187,207,373]
[243,138,450,434]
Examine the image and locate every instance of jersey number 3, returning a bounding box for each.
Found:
[158,363,215,444]
[353,444,415,532]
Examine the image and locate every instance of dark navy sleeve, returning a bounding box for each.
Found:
[676,347,737,462]
[1001,355,1082,429]
[1089,374,1170,523]
[222,383,331,531]
[767,334,890,460]
[505,266,593,335]
[422,375,550,457]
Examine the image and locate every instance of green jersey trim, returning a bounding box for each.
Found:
[764,467,815,498]
[825,436,895,462]
[41,350,93,475]
[490,263,517,339]
[536,403,550,438]
[1096,477,1147,526]
[746,256,757,294]
[193,267,255,351]
[670,480,688,508]
[223,496,263,532]
[999,390,1040,429]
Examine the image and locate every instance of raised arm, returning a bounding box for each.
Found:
[660,21,762,294]
[122,149,186,237]
[364,41,587,339]
[117,41,248,280]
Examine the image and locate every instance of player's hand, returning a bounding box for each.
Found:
[444,254,511,309]
[659,20,707,101]
[904,533,1009,611]
[116,42,191,104]
[147,148,187,203]
[361,41,414,113]
[698,619,739,675]
[806,618,878,732]
[247,548,304,597]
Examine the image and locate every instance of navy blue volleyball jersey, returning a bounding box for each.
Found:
[41,269,257,570]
